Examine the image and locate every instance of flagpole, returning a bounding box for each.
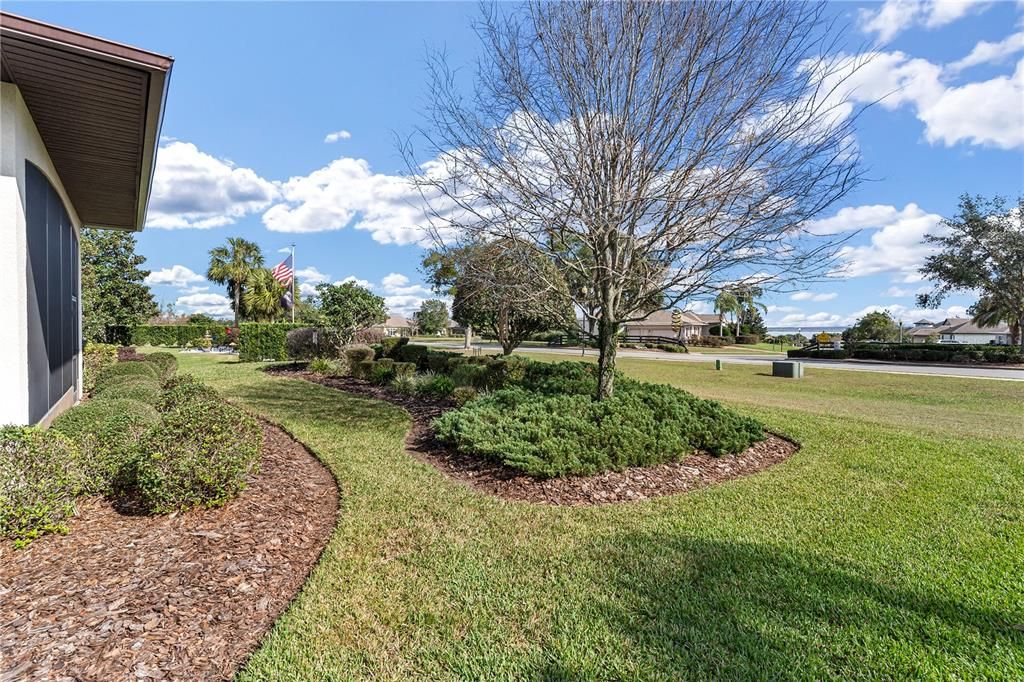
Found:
[291,243,296,323]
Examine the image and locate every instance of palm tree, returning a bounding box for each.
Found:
[733,285,767,338]
[207,237,264,328]
[971,294,1021,348]
[243,268,286,322]
[714,291,739,338]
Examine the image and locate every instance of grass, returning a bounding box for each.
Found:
[167,349,1024,680]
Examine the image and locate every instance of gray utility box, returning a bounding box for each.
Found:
[772,361,804,379]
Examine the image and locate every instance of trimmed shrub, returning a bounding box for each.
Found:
[519,360,605,396]
[83,343,118,393]
[379,336,409,358]
[287,327,329,360]
[50,399,159,494]
[433,384,764,478]
[417,373,456,399]
[353,327,385,345]
[344,344,375,366]
[93,360,160,392]
[132,324,231,348]
[132,400,262,513]
[736,334,761,345]
[451,362,489,389]
[395,343,430,368]
[237,323,305,362]
[100,377,163,405]
[393,362,416,379]
[425,350,454,373]
[451,386,479,407]
[353,360,376,380]
[145,352,178,380]
[157,374,219,412]
[0,426,84,547]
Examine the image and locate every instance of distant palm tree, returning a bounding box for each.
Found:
[714,291,739,338]
[207,237,264,328]
[243,268,286,322]
[971,294,1021,347]
[733,285,767,337]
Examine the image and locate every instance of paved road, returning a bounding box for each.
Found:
[421,341,1024,382]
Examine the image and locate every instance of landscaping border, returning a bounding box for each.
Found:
[0,419,339,681]
[273,368,799,506]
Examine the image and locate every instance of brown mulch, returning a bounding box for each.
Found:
[275,368,798,507]
[0,421,338,682]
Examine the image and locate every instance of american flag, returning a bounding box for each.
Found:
[270,254,293,286]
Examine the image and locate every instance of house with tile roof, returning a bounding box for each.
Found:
[621,309,715,340]
[906,318,1012,345]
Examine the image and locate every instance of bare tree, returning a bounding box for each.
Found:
[405,1,866,398]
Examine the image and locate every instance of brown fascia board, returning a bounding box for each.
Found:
[0,11,173,232]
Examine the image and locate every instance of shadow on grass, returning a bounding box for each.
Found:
[554,533,1023,680]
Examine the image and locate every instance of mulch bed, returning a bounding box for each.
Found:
[273,368,798,507]
[0,421,338,681]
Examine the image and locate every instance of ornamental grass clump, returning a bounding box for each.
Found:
[132,399,262,513]
[50,399,159,494]
[433,383,764,478]
[0,426,84,547]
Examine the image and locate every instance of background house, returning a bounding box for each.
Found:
[0,12,171,425]
[621,309,713,340]
[374,315,417,337]
[906,318,1011,344]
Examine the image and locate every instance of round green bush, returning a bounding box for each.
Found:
[133,400,262,513]
[93,360,160,392]
[145,352,178,379]
[451,386,479,407]
[353,360,376,380]
[50,399,159,494]
[98,377,163,405]
[417,373,455,398]
[433,384,764,478]
[344,344,375,366]
[0,426,84,547]
[157,374,219,412]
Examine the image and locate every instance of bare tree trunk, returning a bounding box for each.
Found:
[1018,315,1023,352]
[596,309,618,400]
[718,314,724,337]
[233,284,240,329]
[464,324,472,349]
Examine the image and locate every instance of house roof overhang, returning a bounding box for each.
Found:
[0,11,172,231]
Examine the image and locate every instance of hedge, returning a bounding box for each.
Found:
[0,426,84,547]
[132,324,232,348]
[93,360,160,392]
[133,398,262,513]
[788,343,1021,364]
[237,323,306,362]
[83,343,118,393]
[50,399,159,494]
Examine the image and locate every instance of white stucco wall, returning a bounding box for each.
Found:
[0,82,83,425]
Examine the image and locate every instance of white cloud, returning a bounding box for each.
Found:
[380,272,431,297]
[766,305,802,314]
[790,291,838,302]
[832,203,946,279]
[144,264,206,288]
[337,275,374,289]
[277,247,293,254]
[813,50,1023,149]
[859,0,988,43]
[805,203,929,235]
[948,31,1024,72]
[295,266,330,283]
[883,284,932,297]
[147,141,279,229]
[174,292,232,317]
[324,130,352,143]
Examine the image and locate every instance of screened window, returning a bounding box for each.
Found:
[25,162,79,423]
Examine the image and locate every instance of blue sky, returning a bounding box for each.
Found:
[10,1,1024,330]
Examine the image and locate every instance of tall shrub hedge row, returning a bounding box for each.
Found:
[132,324,232,347]
[788,343,1022,364]
[238,323,306,362]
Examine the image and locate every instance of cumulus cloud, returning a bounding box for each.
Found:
[324,130,352,143]
[948,31,1024,72]
[144,264,206,288]
[337,275,374,289]
[859,0,988,43]
[884,284,932,297]
[174,292,232,317]
[147,141,279,229]
[790,291,838,302]
[805,203,930,235]
[831,203,946,280]
[812,50,1023,149]
[772,302,968,329]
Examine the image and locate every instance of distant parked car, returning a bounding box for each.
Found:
[937,339,962,344]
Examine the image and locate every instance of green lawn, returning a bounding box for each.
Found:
[172,351,1024,680]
